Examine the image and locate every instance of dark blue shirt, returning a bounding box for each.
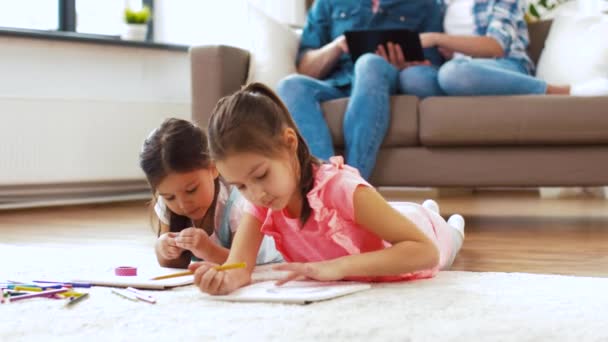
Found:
[298,0,444,87]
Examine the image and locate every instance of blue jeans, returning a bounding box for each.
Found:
[399,57,547,98]
[277,54,398,180]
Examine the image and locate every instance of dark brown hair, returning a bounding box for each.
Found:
[139,118,219,237]
[208,83,319,224]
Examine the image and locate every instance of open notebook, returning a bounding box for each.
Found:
[71,267,193,290]
[207,280,372,304]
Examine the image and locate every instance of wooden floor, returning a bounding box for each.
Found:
[2,190,608,277]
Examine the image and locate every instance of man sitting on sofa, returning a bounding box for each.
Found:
[277,0,443,180]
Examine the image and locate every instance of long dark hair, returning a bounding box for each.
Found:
[139,118,219,236]
[207,83,319,224]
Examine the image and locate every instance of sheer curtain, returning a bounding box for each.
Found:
[248,0,307,27]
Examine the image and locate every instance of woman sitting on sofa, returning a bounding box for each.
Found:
[396,0,608,98]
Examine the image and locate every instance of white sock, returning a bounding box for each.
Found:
[442,214,466,270]
[447,214,465,239]
[422,199,440,214]
[570,78,608,96]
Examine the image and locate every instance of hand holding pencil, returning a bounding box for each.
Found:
[187,261,250,295]
[151,262,246,280]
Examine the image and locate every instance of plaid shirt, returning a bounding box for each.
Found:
[471,0,534,73]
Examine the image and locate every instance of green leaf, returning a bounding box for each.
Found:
[528,4,540,19]
[124,6,151,24]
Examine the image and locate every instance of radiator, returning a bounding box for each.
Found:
[0,97,189,208]
[0,36,191,208]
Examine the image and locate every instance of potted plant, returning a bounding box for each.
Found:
[526,0,563,22]
[121,5,151,41]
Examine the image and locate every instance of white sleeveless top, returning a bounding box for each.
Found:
[443,0,476,36]
[443,0,476,59]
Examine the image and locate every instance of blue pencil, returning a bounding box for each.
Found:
[33,280,92,288]
[9,284,63,290]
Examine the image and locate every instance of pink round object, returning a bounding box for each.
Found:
[114,266,137,276]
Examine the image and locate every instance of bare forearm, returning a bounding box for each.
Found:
[222,215,265,284]
[298,40,345,79]
[436,33,504,58]
[191,241,229,265]
[332,242,439,277]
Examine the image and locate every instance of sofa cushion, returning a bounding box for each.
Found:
[419,96,608,146]
[245,4,299,89]
[536,14,608,85]
[321,95,419,148]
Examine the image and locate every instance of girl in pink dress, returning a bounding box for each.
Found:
[190,83,465,295]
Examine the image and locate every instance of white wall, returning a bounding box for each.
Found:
[0,0,305,191]
[0,36,190,186]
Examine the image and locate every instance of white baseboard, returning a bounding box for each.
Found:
[0,180,152,210]
[0,192,151,210]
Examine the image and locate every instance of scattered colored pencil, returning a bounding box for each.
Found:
[66,293,89,307]
[33,280,91,288]
[9,288,69,302]
[111,288,138,301]
[126,287,156,304]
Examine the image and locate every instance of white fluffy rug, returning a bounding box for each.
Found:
[2,244,608,342]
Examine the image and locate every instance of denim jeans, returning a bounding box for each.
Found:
[399,57,547,98]
[277,53,398,180]
[299,0,444,88]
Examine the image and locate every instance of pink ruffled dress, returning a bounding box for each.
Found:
[245,157,459,282]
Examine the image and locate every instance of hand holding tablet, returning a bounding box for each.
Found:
[344,29,425,64]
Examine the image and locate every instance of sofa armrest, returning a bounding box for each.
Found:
[190,45,250,127]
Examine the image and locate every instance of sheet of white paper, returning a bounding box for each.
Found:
[71,267,193,290]
[208,280,371,304]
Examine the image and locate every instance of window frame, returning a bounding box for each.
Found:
[58,0,154,40]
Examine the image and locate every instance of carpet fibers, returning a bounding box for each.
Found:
[1,244,607,341]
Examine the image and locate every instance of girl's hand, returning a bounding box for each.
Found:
[175,227,211,255]
[272,261,345,286]
[189,262,250,295]
[419,32,442,48]
[157,232,184,260]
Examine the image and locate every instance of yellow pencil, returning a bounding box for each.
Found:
[150,270,193,280]
[213,262,246,271]
[150,262,247,280]
[14,286,43,292]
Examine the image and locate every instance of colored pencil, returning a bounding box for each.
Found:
[66,293,89,307]
[150,262,247,280]
[33,280,91,288]
[150,270,193,280]
[126,287,156,304]
[111,288,138,301]
[214,262,247,271]
[9,288,69,302]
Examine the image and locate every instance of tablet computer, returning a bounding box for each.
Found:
[344,29,424,63]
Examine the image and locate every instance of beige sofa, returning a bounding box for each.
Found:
[190,21,608,187]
